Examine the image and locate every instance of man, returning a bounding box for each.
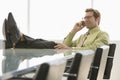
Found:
[54,8,109,50]
[3,8,109,50]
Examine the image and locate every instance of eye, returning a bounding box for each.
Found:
[84,16,93,19]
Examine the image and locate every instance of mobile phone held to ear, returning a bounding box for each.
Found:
[82,21,86,26]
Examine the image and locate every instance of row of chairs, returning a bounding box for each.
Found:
[1,43,116,80]
[63,43,116,80]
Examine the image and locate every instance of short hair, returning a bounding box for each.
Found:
[85,8,101,19]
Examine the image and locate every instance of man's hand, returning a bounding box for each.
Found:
[71,21,85,34]
[54,43,72,49]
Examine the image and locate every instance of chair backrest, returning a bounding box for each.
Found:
[63,53,82,80]
[77,50,95,80]
[1,63,48,80]
[89,45,109,80]
[45,56,66,80]
[68,53,82,80]
[33,63,50,80]
[96,45,109,80]
[63,50,95,80]
[34,57,66,80]
[33,54,66,80]
[103,43,116,79]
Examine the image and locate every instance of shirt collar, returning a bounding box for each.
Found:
[88,26,100,34]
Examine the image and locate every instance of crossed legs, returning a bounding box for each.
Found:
[2,12,57,49]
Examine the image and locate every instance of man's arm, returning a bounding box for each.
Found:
[63,21,85,46]
[54,21,85,49]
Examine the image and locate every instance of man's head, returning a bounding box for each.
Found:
[84,8,101,29]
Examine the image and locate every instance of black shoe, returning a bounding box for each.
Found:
[7,12,21,47]
[2,19,12,48]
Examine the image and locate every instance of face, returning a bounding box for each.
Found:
[84,11,98,29]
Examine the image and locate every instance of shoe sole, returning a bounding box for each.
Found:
[7,12,21,44]
[2,19,12,48]
[2,19,9,41]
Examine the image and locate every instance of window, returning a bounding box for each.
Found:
[0,0,119,41]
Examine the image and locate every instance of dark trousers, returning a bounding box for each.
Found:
[15,35,57,49]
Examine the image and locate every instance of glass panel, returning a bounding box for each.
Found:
[30,0,91,40]
[0,0,28,40]
[93,0,120,40]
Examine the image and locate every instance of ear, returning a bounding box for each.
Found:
[97,17,100,25]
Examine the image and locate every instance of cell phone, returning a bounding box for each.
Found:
[81,21,85,26]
